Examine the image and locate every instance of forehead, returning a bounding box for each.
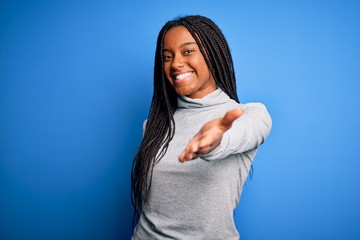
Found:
[163,26,196,48]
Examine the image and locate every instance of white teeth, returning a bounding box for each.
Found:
[175,72,192,80]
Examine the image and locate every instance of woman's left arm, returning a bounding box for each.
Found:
[179,103,272,162]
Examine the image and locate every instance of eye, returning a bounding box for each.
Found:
[163,55,172,61]
[184,49,194,55]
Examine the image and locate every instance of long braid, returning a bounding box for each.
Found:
[131,15,239,227]
[131,22,178,226]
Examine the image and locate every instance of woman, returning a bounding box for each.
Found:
[131,15,272,239]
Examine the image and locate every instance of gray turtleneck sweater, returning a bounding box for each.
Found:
[132,88,272,240]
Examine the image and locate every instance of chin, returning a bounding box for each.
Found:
[175,89,190,97]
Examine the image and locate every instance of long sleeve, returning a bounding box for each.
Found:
[202,102,272,161]
[133,89,272,240]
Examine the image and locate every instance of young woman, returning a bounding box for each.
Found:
[131,15,272,239]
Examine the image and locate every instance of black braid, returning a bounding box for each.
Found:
[183,16,238,101]
[131,15,239,227]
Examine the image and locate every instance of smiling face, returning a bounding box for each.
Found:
[162,26,217,99]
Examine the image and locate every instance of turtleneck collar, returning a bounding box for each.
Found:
[177,88,230,109]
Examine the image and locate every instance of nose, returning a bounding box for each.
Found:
[170,54,184,70]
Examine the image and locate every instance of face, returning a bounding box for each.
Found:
[162,26,217,99]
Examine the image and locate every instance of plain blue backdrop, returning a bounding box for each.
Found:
[1,0,359,239]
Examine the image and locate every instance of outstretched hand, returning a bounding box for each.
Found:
[179,108,244,163]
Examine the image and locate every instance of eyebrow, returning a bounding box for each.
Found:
[163,41,197,52]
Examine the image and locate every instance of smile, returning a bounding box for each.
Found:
[174,72,193,81]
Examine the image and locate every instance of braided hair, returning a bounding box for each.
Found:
[131,15,239,225]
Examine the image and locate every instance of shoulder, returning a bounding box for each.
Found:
[239,102,269,111]
[238,102,272,128]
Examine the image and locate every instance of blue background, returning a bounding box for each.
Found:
[1,0,359,239]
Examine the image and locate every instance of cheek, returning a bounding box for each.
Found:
[191,56,209,75]
[197,61,211,78]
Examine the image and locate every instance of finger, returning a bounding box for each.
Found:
[222,108,244,127]
[179,151,186,162]
[179,150,198,162]
[188,152,199,160]
[196,145,213,155]
[197,135,222,155]
[189,137,201,153]
[179,139,200,162]
[189,132,205,150]
[197,133,215,148]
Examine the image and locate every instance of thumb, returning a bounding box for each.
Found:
[222,108,244,127]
